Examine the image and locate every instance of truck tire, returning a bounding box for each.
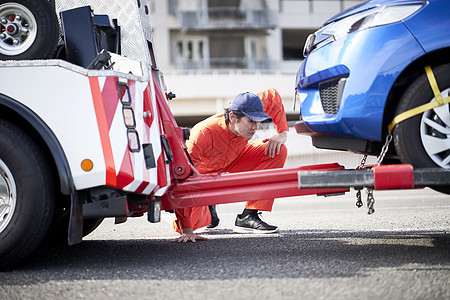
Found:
[83,218,104,237]
[45,214,104,246]
[393,63,450,194]
[0,119,55,269]
[0,0,59,60]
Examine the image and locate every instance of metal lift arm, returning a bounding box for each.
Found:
[160,163,349,210]
[298,164,450,190]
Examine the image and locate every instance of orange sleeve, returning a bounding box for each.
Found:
[257,88,289,133]
[186,125,214,169]
[174,207,193,230]
[175,123,214,231]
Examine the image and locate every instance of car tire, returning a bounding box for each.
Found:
[393,63,450,194]
[0,0,59,60]
[0,119,55,269]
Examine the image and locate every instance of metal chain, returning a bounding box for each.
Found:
[354,133,393,211]
[357,154,368,169]
[355,189,363,208]
[364,133,393,214]
[361,133,393,214]
[354,155,365,208]
[354,133,392,212]
[355,154,367,208]
[376,133,393,166]
[366,188,375,214]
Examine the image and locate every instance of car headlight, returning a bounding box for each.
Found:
[304,2,426,56]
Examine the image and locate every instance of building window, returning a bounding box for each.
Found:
[209,35,245,68]
[168,0,178,15]
[172,34,209,69]
[208,0,240,15]
[187,41,193,60]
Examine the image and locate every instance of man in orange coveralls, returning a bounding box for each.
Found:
[173,88,289,243]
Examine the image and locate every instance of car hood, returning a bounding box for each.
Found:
[324,0,426,25]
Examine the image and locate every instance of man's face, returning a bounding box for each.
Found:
[230,114,260,140]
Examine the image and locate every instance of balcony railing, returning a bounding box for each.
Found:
[179,8,277,30]
[176,57,273,70]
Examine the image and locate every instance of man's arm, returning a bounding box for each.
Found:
[172,126,211,242]
[258,88,289,157]
[257,88,289,134]
[172,208,208,242]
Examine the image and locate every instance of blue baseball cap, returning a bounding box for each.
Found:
[230,92,272,123]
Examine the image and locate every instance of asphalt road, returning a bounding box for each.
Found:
[0,188,449,300]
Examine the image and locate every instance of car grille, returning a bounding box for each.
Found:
[319,83,339,115]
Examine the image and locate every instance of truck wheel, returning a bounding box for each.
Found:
[83,218,104,237]
[0,119,54,269]
[45,214,104,246]
[393,63,450,194]
[0,0,59,60]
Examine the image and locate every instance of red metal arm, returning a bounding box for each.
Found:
[154,76,194,180]
[160,163,348,210]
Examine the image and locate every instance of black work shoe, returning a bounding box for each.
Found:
[233,212,278,234]
[206,205,221,230]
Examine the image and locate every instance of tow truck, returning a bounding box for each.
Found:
[0,0,449,269]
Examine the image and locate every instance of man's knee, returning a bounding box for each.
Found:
[271,144,287,168]
[279,144,288,161]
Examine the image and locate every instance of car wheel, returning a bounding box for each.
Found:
[0,0,59,60]
[0,119,55,269]
[393,63,450,193]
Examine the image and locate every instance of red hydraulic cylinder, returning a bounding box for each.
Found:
[160,163,349,210]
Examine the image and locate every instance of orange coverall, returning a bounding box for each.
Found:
[173,88,289,233]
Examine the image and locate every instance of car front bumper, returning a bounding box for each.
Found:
[296,21,426,142]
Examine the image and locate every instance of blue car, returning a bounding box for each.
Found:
[296,0,450,172]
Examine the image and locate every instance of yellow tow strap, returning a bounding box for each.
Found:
[387,65,450,133]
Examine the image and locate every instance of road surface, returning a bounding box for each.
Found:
[0,188,449,299]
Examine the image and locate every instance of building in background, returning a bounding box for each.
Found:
[149,0,374,168]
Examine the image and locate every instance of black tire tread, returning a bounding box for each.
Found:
[0,0,59,60]
[393,63,450,194]
[0,119,54,269]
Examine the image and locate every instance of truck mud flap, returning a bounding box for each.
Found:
[68,191,84,246]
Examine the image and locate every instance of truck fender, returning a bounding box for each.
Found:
[0,93,74,195]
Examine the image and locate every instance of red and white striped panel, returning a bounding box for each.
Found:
[89,75,170,195]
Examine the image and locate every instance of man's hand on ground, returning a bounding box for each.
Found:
[171,228,209,243]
